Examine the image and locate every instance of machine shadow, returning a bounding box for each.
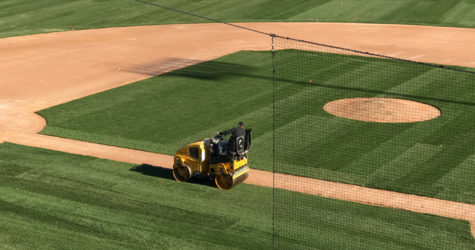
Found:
[130,164,216,188]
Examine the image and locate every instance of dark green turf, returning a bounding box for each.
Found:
[1,0,475,38]
[37,50,475,205]
[0,143,473,249]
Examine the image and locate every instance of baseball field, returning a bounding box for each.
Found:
[1,0,475,249]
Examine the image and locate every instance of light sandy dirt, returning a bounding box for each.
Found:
[1,22,475,238]
[324,98,441,123]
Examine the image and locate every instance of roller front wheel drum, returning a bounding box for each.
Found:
[215,172,249,190]
[215,174,234,190]
[173,164,192,182]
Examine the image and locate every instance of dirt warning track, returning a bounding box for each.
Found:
[1,23,475,238]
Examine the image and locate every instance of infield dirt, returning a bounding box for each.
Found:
[1,22,475,237]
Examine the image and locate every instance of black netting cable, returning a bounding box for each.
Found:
[271,34,276,250]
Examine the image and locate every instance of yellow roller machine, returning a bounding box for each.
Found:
[173,129,252,189]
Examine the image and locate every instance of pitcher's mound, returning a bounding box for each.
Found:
[324,98,440,123]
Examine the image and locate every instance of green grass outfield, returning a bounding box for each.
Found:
[1,0,475,38]
[0,143,474,249]
[38,50,475,204]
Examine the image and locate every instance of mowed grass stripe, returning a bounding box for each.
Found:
[366,143,444,185]
[443,1,475,26]
[0,212,128,249]
[0,143,474,249]
[2,0,475,38]
[435,153,475,202]
[289,0,406,21]
[343,119,449,177]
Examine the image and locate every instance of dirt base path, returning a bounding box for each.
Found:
[5,131,475,238]
[1,23,475,238]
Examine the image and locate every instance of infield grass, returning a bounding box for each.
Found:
[1,0,475,38]
[0,143,474,249]
[38,50,475,204]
